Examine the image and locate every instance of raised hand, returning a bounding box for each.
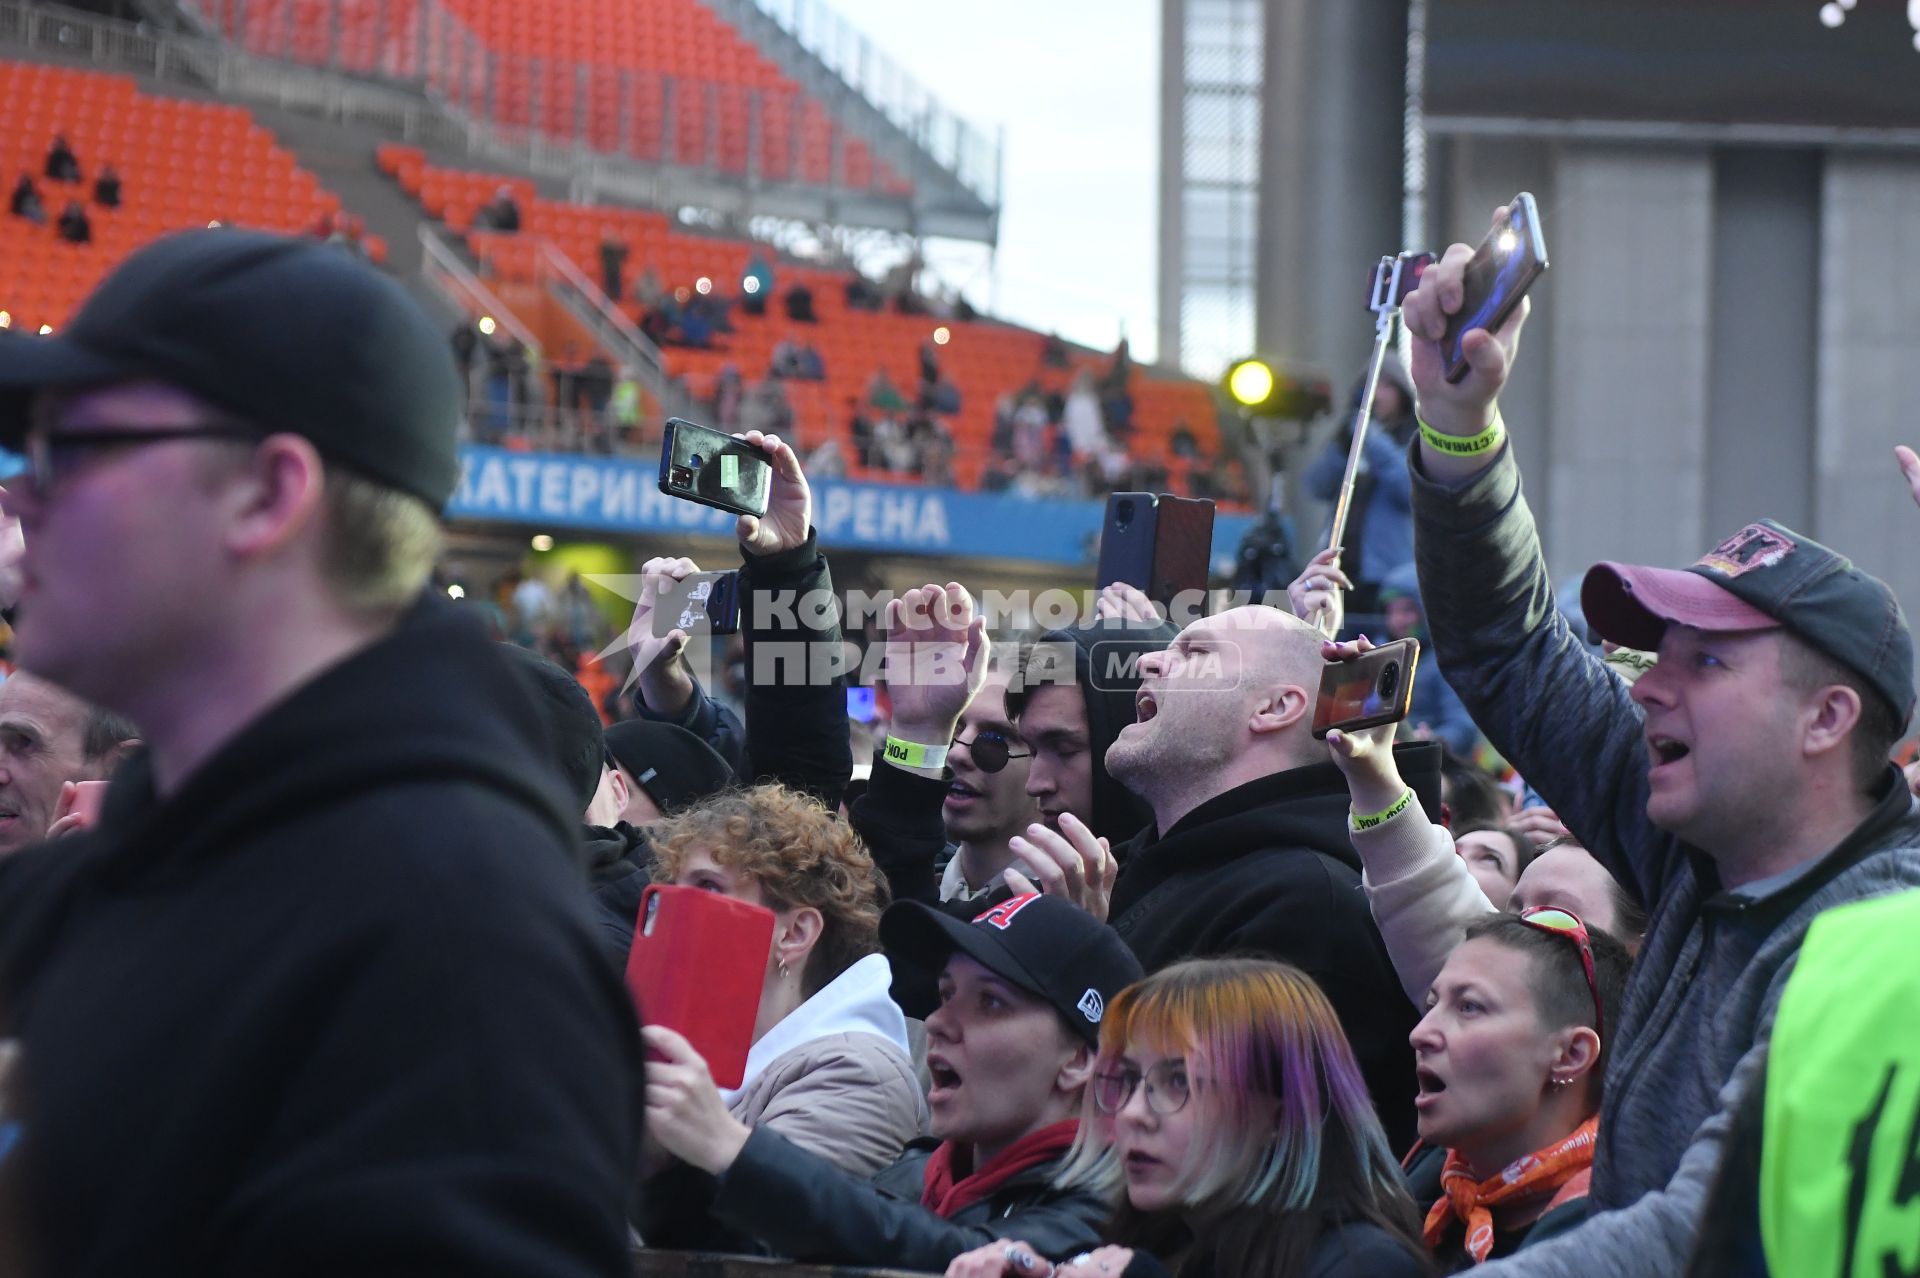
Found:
[1005,812,1117,920]
[1094,581,1160,626]
[626,556,700,715]
[641,1025,752,1175]
[735,430,811,557]
[1319,637,1409,814]
[1895,445,1920,513]
[1401,207,1531,453]
[1287,546,1352,636]
[882,582,988,753]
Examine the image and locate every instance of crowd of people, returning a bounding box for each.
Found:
[9,136,119,245]
[0,212,1906,1277]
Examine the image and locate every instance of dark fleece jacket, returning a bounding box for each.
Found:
[0,597,643,1277]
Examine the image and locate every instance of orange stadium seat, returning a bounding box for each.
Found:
[0,60,349,333]
[184,0,909,192]
[394,160,1233,498]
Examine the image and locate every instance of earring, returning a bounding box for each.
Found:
[1549,1076,1569,1090]
[778,960,790,980]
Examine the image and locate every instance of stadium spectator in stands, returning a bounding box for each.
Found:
[0,229,640,1273]
[1304,354,1417,621]
[771,336,802,380]
[796,341,826,381]
[0,670,138,852]
[1397,212,1920,1275]
[951,959,1429,1278]
[1409,914,1631,1266]
[9,173,45,224]
[1061,370,1109,459]
[918,341,943,406]
[885,250,925,314]
[1099,337,1135,434]
[1093,603,1437,1150]
[743,249,774,317]
[635,263,666,312]
[741,378,793,436]
[54,201,91,245]
[847,396,876,467]
[637,783,928,1249]
[44,134,80,183]
[714,362,745,430]
[846,270,883,312]
[785,278,817,323]
[913,413,956,486]
[647,894,1137,1268]
[92,162,120,209]
[599,225,628,301]
[477,184,521,232]
[869,365,908,414]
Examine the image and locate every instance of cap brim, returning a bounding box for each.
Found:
[1581,562,1780,650]
[879,900,1050,1003]
[0,334,134,449]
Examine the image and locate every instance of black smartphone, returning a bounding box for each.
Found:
[1440,192,1548,385]
[1312,638,1420,739]
[651,570,741,637]
[658,418,772,518]
[1096,493,1217,609]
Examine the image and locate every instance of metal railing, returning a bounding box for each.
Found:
[419,222,543,352]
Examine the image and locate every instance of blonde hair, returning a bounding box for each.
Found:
[319,469,442,617]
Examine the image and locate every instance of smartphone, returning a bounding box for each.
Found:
[68,780,109,826]
[626,884,776,1089]
[1312,637,1420,739]
[1440,192,1548,385]
[651,569,741,637]
[1096,493,1217,609]
[658,417,772,518]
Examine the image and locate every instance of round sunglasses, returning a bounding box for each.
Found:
[951,727,1032,774]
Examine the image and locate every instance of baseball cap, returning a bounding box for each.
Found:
[880,893,1144,1047]
[496,643,605,812]
[603,720,735,815]
[1582,519,1914,726]
[0,229,462,509]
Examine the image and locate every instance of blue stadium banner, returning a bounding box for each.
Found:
[448,445,1254,566]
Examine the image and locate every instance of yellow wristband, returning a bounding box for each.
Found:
[1351,789,1416,831]
[1418,412,1506,458]
[883,736,949,771]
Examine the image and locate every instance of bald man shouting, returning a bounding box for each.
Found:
[1100,605,1439,1150]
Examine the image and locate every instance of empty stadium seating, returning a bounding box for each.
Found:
[0,60,356,334]
[184,0,905,192]
[383,148,1231,495]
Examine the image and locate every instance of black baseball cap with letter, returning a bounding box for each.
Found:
[0,229,463,509]
[881,893,1143,1047]
[1582,519,1915,727]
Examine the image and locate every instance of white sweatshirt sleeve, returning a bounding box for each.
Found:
[1353,797,1498,1004]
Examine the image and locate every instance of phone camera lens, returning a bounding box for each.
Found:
[671,466,694,487]
[1378,662,1400,697]
[1116,499,1135,525]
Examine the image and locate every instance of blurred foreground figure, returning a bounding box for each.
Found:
[0,230,642,1277]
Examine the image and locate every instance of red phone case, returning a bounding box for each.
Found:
[625,884,775,1089]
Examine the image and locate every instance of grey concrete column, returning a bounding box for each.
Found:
[1255,0,1408,379]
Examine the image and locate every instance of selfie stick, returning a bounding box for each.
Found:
[1312,251,1433,638]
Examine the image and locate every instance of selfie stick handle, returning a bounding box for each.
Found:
[1311,307,1397,639]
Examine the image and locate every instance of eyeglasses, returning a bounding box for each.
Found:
[951,727,1031,774]
[22,423,262,495]
[1092,1059,1192,1117]
[1517,906,1605,1044]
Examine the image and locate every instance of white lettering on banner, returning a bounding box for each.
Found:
[601,469,638,521]
[570,465,600,513]
[880,492,915,541]
[918,497,950,545]
[814,486,951,550]
[473,458,512,511]
[821,487,853,534]
[539,463,568,514]
[509,458,540,510]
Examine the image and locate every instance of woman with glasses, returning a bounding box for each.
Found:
[949,958,1430,1278]
[1406,911,1631,1266]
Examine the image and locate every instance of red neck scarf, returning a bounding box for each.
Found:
[921,1120,1080,1218]
[1421,1116,1599,1265]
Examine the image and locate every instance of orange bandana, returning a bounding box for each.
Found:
[1421,1117,1599,1264]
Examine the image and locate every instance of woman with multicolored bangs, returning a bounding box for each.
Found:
[947,959,1431,1278]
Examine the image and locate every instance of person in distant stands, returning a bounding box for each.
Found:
[56,200,90,246]
[10,173,45,224]
[92,162,120,209]
[478,184,520,232]
[598,225,628,301]
[44,134,80,183]
[785,279,816,323]
[743,249,774,316]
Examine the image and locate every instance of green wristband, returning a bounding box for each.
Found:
[1351,789,1416,832]
[1418,412,1506,458]
[884,736,949,771]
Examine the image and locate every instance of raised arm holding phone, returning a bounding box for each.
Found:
[1397,203,1920,1277]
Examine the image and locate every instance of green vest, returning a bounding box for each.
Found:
[611,379,640,426]
[1761,887,1920,1277]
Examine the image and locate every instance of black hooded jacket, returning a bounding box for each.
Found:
[584,819,654,966]
[0,599,643,1277]
[1107,745,1443,1153]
